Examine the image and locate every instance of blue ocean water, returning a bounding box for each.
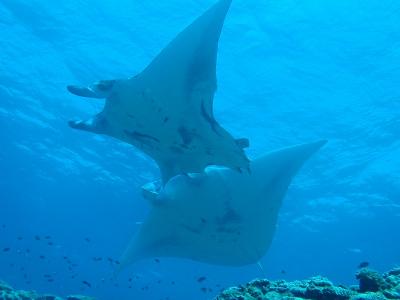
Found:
[0,0,399,299]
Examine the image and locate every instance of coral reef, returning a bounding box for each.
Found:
[0,280,94,300]
[215,267,400,300]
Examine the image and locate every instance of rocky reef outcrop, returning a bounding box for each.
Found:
[0,281,94,300]
[215,267,400,300]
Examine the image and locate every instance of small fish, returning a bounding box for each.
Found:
[1,224,5,229]
[84,237,91,243]
[358,261,370,269]
[82,280,92,288]
[92,257,103,262]
[200,287,208,293]
[348,248,362,254]
[17,236,23,240]
[65,256,72,262]
[171,281,175,285]
[47,242,54,246]
[154,258,160,263]
[39,255,45,259]
[34,235,41,241]
[47,279,54,283]
[2,247,10,252]
[281,270,287,274]
[44,236,51,240]
[197,276,207,283]
[44,274,52,278]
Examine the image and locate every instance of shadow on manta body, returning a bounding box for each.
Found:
[67,0,249,183]
[119,141,326,269]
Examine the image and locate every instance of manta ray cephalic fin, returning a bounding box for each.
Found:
[67,80,117,99]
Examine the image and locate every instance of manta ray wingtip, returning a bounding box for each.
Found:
[297,139,328,157]
[68,119,81,129]
[219,0,233,8]
[66,85,75,93]
[321,139,328,145]
[67,85,87,97]
[314,139,328,150]
[289,139,328,166]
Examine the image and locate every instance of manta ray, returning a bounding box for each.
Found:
[119,141,326,268]
[67,0,249,182]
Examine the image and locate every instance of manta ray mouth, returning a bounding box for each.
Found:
[124,130,161,144]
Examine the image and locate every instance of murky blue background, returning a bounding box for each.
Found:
[1,0,399,299]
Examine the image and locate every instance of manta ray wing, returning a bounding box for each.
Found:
[140,0,231,116]
[67,0,249,182]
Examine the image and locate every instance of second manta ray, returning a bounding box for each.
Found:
[68,0,249,182]
[119,141,326,268]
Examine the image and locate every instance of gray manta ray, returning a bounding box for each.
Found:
[67,0,249,182]
[119,141,326,268]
